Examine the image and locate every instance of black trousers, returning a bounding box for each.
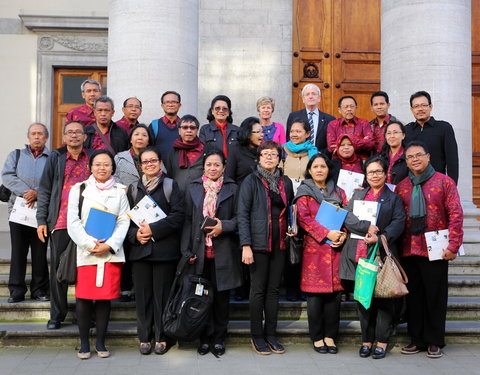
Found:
[120,244,133,294]
[402,255,448,347]
[249,248,286,338]
[132,260,176,343]
[49,229,71,322]
[201,258,230,345]
[306,292,341,341]
[357,297,396,343]
[8,222,49,298]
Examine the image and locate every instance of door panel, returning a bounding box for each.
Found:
[472,0,480,206]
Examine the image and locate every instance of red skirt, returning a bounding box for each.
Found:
[75,262,122,300]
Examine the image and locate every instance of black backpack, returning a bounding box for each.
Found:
[0,149,21,202]
[162,258,214,342]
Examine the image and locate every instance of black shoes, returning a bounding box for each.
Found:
[7,296,24,303]
[251,337,271,355]
[313,342,328,354]
[265,336,285,354]
[139,342,152,355]
[372,346,386,359]
[359,345,372,358]
[327,345,338,354]
[154,342,169,355]
[401,343,422,355]
[46,320,61,330]
[427,345,443,358]
[197,343,210,356]
[32,295,49,301]
[212,344,225,357]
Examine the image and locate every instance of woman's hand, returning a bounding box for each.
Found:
[364,232,378,245]
[242,245,254,265]
[367,225,379,235]
[88,240,112,256]
[136,225,151,245]
[331,232,347,248]
[205,218,223,239]
[327,230,343,243]
[442,249,457,261]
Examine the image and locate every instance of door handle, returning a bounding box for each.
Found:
[324,83,330,88]
[335,83,341,88]
[335,53,341,58]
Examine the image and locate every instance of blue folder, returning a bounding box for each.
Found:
[315,201,348,244]
[85,207,116,241]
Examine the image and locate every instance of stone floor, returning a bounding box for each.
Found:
[1,343,479,375]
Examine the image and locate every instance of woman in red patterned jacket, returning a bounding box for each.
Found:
[294,153,348,354]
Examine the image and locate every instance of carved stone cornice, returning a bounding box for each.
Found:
[38,34,108,53]
[20,15,108,31]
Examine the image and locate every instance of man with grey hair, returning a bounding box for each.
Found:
[84,96,129,154]
[286,84,335,155]
[66,79,102,126]
[1,123,50,303]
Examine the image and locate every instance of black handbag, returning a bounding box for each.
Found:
[55,183,86,284]
[286,235,303,265]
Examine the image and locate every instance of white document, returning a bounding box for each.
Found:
[425,229,466,261]
[9,197,38,228]
[127,195,166,227]
[337,169,364,200]
[350,200,379,240]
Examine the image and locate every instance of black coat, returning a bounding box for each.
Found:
[199,121,239,156]
[237,170,294,251]
[286,108,335,156]
[164,148,205,193]
[340,186,406,280]
[180,177,242,291]
[84,121,130,154]
[381,152,408,185]
[224,144,258,186]
[126,176,185,262]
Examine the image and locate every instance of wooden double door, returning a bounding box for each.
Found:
[292,0,380,120]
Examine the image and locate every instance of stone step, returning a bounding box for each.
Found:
[1,320,479,347]
[1,297,479,322]
[449,275,480,296]
[463,243,480,257]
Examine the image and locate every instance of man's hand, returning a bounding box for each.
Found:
[37,225,48,243]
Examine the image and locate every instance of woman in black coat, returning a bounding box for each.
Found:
[341,155,405,360]
[237,140,294,355]
[126,147,185,356]
[181,151,242,357]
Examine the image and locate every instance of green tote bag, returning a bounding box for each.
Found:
[354,242,379,309]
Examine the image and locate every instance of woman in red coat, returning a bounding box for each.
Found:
[294,153,348,354]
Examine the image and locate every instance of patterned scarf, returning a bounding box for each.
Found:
[408,163,436,235]
[130,148,143,176]
[142,170,163,193]
[202,175,223,247]
[256,164,281,194]
[283,140,318,159]
[88,174,115,191]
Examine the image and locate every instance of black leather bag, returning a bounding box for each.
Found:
[56,239,77,285]
[0,149,20,202]
[286,235,303,265]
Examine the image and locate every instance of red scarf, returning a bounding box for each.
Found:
[173,137,204,168]
[215,121,228,158]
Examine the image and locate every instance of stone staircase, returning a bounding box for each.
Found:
[0,203,479,347]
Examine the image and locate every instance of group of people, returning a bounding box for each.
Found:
[1,79,463,360]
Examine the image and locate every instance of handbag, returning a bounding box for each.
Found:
[373,234,409,298]
[354,242,379,309]
[56,239,77,284]
[286,235,303,265]
[55,183,86,285]
[0,149,21,202]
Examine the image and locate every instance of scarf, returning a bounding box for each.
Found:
[294,178,342,207]
[284,140,318,159]
[262,123,277,141]
[202,175,223,248]
[173,137,204,168]
[88,174,115,191]
[142,170,163,193]
[215,121,229,158]
[257,164,281,194]
[336,134,360,167]
[130,148,143,176]
[408,163,436,235]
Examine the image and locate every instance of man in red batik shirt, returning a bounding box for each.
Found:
[66,80,102,127]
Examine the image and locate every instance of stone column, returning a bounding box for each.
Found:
[381,0,479,249]
[108,0,199,124]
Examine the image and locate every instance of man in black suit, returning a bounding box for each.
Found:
[286,84,335,155]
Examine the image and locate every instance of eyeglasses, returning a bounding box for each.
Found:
[260,152,279,159]
[341,105,356,110]
[366,169,385,177]
[141,158,160,165]
[385,131,403,136]
[251,130,264,134]
[179,125,198,130]
[92,163,112,169]
[214,106,229,112]
[411,103,430,110]
[405,152,427,160]
[64,130,84,136]
[125,105,141,109]
[163,100,179,105]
